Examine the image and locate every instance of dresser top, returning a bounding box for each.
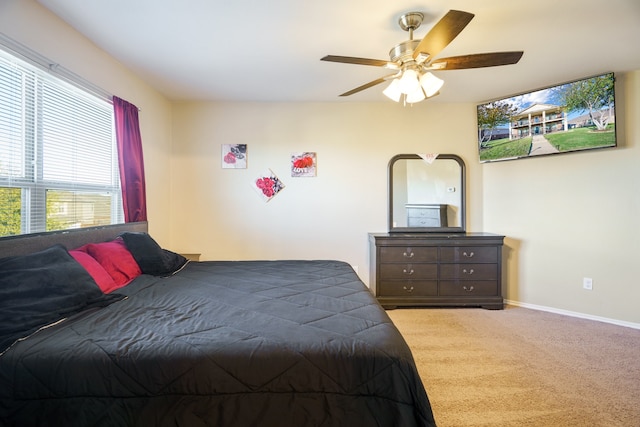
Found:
[369,232,505,245]
[369,232,503,238]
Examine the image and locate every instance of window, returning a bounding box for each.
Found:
[0,47,123,237]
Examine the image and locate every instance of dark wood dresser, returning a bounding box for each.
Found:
[369,232,504,310]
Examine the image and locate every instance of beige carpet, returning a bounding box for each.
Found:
[387,306,640,427]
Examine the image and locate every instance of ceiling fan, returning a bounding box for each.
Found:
[321,10,523,104]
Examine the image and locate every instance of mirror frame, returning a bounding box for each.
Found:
[388,154,466,233]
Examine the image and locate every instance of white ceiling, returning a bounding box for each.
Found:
[38,0,640,104]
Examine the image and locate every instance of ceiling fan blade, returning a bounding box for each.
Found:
[321,55,391,67]
[413,10,475,61]
[339,76,392,97]
[430,51,524,70]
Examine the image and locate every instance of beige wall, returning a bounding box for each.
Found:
[4,1,639,326]
[170,101,482,270]
[483,70,640,325]
[0,0,174,244]
[171,75,639,326]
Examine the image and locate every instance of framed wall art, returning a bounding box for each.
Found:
[252,169,285,202]
[222,144,247,169]
[291,152,316,177]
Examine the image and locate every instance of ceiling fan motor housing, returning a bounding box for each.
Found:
[389,40,421,65]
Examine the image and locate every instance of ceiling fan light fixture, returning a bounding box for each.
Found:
[405,88,426,104]
[398,69,421,94]
[383,79,402,102]
[420,72,444,97]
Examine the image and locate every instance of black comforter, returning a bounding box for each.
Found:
[0,260,435,427]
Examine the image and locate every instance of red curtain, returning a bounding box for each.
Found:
[113,96,147,222]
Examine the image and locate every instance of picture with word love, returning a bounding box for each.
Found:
[291,152,316,177]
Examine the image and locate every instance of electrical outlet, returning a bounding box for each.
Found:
[583,277,593,290]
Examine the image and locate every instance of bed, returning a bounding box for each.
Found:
[0,222,436,426]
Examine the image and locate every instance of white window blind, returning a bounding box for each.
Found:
[0,46,123,237]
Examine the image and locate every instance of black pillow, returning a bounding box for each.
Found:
[0,244,123,354]
[119,232,188,276]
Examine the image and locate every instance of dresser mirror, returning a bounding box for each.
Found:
[388,154,466,233]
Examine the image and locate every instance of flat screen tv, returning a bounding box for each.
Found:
[477,72,616,163]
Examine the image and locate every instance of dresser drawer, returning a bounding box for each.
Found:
[380,263,438,280]
[440,246,498,263]
[439,264,498,280]
[406,204,447,227]
[379,280,438,296]
[407,217,442,227]
[406,205,444,219]
[439,281,498,296]
[379,246,438,263]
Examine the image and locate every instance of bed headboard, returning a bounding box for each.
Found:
[0,222,148,259]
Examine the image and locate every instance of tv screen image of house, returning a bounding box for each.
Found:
[476,72,616,163]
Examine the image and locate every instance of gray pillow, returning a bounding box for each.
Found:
[119,232,188,276]
[0,244,123,354]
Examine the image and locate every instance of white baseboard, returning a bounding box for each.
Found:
[504,299,640,330]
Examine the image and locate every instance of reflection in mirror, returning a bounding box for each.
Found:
[389,154,466,233]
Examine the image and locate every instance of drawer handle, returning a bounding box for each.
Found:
[463,251,475,258]
[462,268,475,275]
[403,286,414,293]
[402,268,415,275]
[463,286,475,292]
[403,252,414,258]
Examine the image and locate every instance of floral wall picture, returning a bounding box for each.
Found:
[291,152,317,177]
[222,144,247,169]
[252,169,285,202]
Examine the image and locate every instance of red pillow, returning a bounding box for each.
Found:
[69,250,119,293]
[80,239,142,290]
